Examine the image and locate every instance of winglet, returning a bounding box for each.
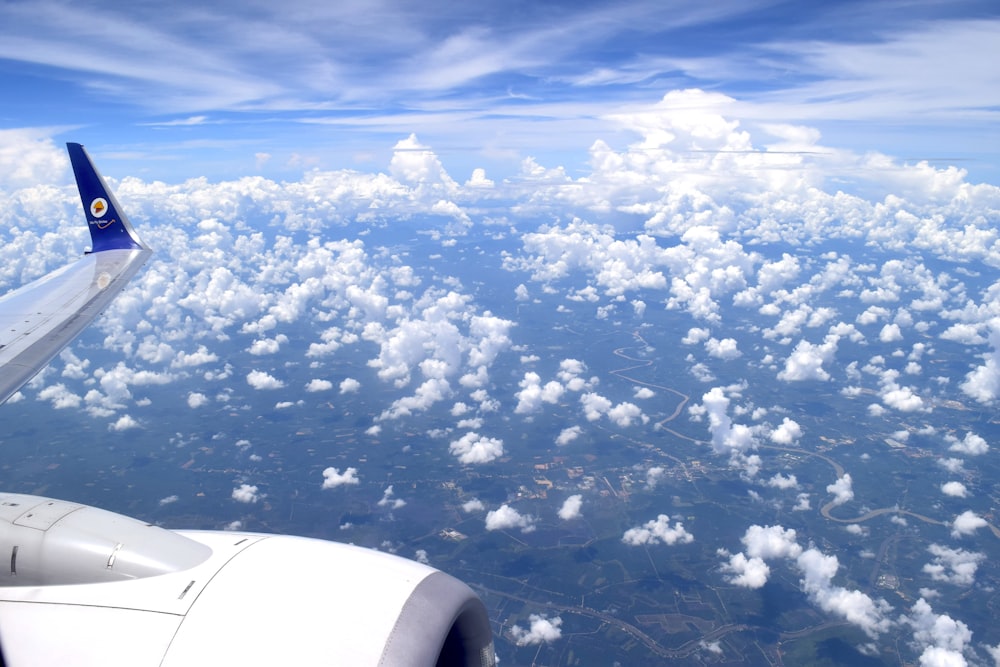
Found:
[67,142,147,252]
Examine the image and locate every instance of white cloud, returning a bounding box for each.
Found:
[692,386,760,477]
[485,504,536,533]
[769,417,802,445]
[767,473,799,490]
[231,483,259,503]
[379,377,451,420]
[742,524,803,560]
[607,401,646,427]
[777,335,839,382]
[557,494,583,521]
[449,432,504,465]
[461,498,485,513]
[580,392,612,421]
[878,323,903,343]
[951,510,987,538]
[826,474,854,507]
[719,524,891,638]
[796,548,892,639]
[946,432,989,456]
[321,466,360,489]
[305,379,333,392]
[514,372,565,414]
[721,552,771,589]
[940,481,968,498]
[922,544,984,586]
[705,337,741,360]
[339,378,361,394]
[248,334,288,355]
[187,392,209,408]
[555,425,582,446]
[622,515,694,546]
[246,370,284,390]
[377,485,406,510]
[37,383,82,410]
[509,614,562,646]
[159,495,179,506]
[109,414,141,431]
[172,346,219,369]
[961,318,1000,404]
[905,598,973,667]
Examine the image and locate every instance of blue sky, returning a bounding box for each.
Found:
[0,0,998,184]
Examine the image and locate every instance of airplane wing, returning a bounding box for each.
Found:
[0,144,495,666]
[0,143,151,405]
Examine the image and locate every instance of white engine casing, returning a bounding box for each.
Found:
[0,493,494,666]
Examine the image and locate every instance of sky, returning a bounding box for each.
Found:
[0,0,998,184]
[2,2,1000,665]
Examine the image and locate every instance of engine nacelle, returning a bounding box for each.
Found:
[0,494,495,666]
[0,493,210,585]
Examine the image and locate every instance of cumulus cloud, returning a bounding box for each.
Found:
[904,598,973,666]
[826,474,854,507]
[379,377,451,420]
[878,323,903,343]
[557,494,583,521]
[449,432,504,465]
[940,481,968,498]
[961,319,1000,404]
[555,425,582,446]
[951,510,987,538]
[377,485,406,510]
[187,392,209,408]
[946,432,989,456]
[109,414,141,431]
[777,335,839,382]
[690,386,760,476]
[796,548,893,639]
[514,372,565,414]
[719,524,891,638]
[580,392,612,421]
[769,418,802,445]
[607,401,646,427]
[922,544,984,586]
[461,498,485,513]
[339,378,361,394]
[767,473,799,490]
[622,515,694,546]
[705,337,741,360]
[305,379,333,392]
[509,614,562,646]
[321,466,360,489]
[248,334,288,355]
[246,370,284,390]
[485,504,536,533]
[742,524,803,560]
[682,327,711,345]
[720,552,771,589]
[231,483,259,503]
[37,384,82,409]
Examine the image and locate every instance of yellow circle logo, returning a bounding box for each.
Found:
[90,198,109,218]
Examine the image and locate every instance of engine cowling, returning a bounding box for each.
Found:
[0,493,495,666]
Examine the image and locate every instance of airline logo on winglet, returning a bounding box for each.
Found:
[90,198,108,218]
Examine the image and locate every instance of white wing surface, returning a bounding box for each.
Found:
[0,142,150,405]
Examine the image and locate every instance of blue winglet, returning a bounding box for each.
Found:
[67,142,146,252]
